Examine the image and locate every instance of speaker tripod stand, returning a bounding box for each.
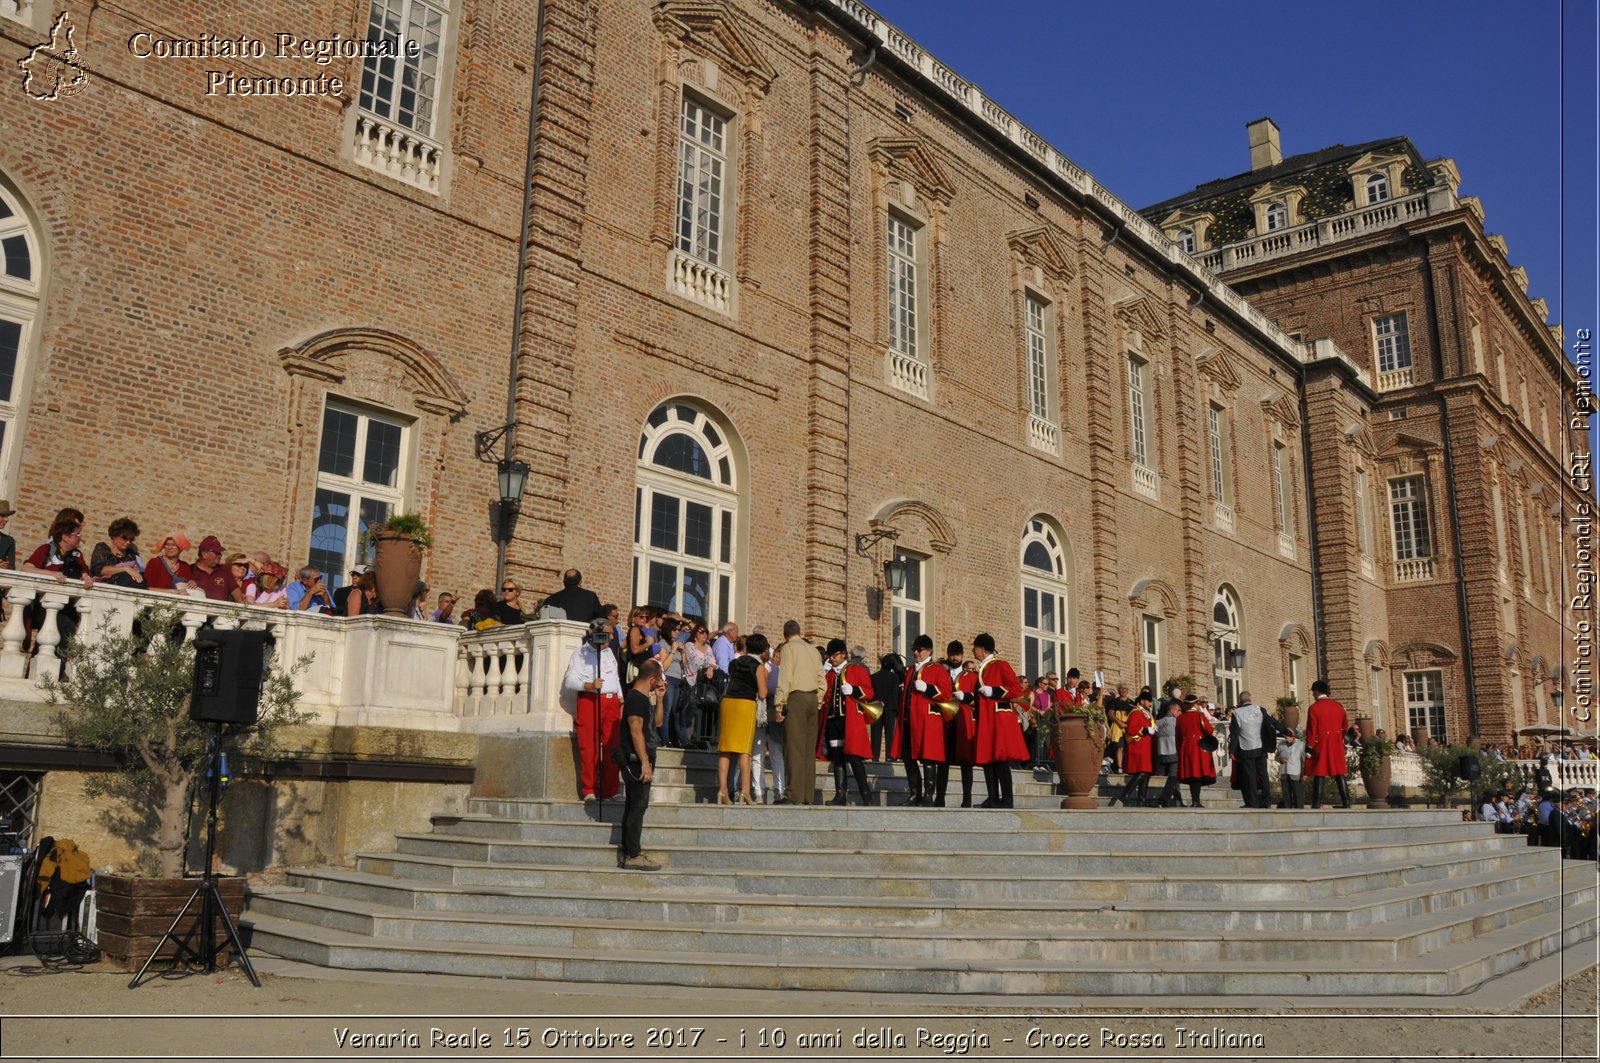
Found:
[129,722,260,989]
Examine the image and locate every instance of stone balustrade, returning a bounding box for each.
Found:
[668,248,731,314]
[352,112,443,193]
[886,349,929,399]
[0,572,584,737]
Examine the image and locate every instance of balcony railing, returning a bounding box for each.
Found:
[887,349,930,400]
[1028,414,1060,455]
[1376,366,1415,392]
[1132,463,1160,500]
[1395,557,1435,583]
[1213,501,1236,533]
[352,112,443,194]
[0,572,583,735]
[1278,531,1296,559]
[1196,191,1432,275]
[668,248,732,314]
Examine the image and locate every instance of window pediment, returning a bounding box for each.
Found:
[279,327,470,418]
[1114,295,1167,346]
[1006,226,1074,282]
[1195,346,1242,395]
[1258,391,1300,431]
[653,1,776,94]
[869,137,953,205]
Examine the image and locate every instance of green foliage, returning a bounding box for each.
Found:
[1354,736,1396,776]
[1162,674,1197,698]
[43,606,313,876]
[1052,697,1108,747]
[1418,742,1488,807]
[379,512,433,553]
[1275,695,1300,710]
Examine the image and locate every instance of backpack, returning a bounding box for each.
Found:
[37,838,92,892]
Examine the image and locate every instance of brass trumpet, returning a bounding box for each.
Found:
[934,699,961,720]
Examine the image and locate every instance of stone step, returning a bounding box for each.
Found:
[247,875,1593,965]
[387,829,1528,877]
[278,858,1575,935]
[428,810,1495,853]
[351,845,1556,904]
[241,893,1597,995]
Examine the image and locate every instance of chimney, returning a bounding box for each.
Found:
[1247,117,1281,171]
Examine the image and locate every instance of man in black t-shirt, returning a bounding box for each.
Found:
[618,660,664,870]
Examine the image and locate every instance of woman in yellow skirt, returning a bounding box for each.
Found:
[717,632,769,804]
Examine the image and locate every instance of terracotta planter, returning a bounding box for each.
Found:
[1053,715,1101,810]
[1357,716,1375,741]
[373,532,422,616]
[1360,753,1392,810]
[1278,703,1301,736]
[94,873,248,971]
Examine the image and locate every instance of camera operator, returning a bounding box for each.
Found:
[617,660,664,871]
[563,616,623,803]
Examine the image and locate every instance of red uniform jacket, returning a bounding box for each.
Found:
[1176,709,1217,782]
[949,667,979,764]
[1123,707,1156,774]
[894,657,954,762]
[973,656,1029,765]
[1304,695,1350,777]
[816,663,875,760]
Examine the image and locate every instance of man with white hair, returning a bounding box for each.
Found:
[1229,690,1275,809]
[712,621,739,673]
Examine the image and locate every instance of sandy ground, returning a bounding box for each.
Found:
[0,949,1594,1062]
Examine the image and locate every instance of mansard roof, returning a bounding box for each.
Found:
[1138,135,1434,246]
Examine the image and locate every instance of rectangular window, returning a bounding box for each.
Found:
[1272,442,1289,529]
[1374,312,1412,373]
[1288,654,1304,704]
[887,214,919,359]
[1141,615,1162,695]
[1355,468,1374,557]
[1025,294,1050,421]
[1370,666,1387,729]
[1207,405,1231,504]
[676,95,728,268]
[1389,476,1431,561]
[309,401,410,586]
[891,550,927,663]
[359,0,446,137]
[1516,500,1532,595]
[1405,669,1446,745]
[1128,356,1149,468]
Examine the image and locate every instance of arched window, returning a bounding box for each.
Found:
[1365,172,1390,203]
[634,400,739,626]
[0,175,43,496]
[1212,586,1244,708]
[1020,518,1071,680]
[1175,227,1195,254]
[1264,202,1288,232]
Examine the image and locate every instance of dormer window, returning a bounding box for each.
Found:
[1366,172,1390,203]
[1264,202,1288,232]
[1176,227,1195,253]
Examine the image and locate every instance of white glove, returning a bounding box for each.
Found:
[980,685,999,699]
[954,691,969,704]
[838,683,855,698]
[914,679,929,694]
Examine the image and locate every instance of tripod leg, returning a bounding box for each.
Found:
[207,879,260,987]
[128,883,208,989]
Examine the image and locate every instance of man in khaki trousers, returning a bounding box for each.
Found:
[773,620,824,804]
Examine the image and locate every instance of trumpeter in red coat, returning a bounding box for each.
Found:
[816,638,876,805]
[964,633,1026,808]
[1304,679,1354,808]
[1123,702,1156,775]
[1175,697,1217,807]
[891,634,954,805]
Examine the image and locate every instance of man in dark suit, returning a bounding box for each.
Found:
[540,568,604,622]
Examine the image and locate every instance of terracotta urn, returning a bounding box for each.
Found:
[373,532,422,616]
[1360,753,1392,810]
[1053,714,1101,810]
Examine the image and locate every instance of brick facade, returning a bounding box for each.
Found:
[0,1,1586,742]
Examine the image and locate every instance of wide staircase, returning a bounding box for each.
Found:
[244,750,1598,997]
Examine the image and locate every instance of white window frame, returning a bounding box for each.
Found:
[1141,614,1163,695]
[1020,519,1070,681]
[1405,669,1446,745]
[1389,475,1432,561]
[1176,227,1195,253]
[1355,467,1375,558]
[1025,292,1052,423]
[1128,355,1151,469]
[633,402,739,629]
[1370,665,1387,730]
[1271,442,1289,530]
[1212,587,1243,710]
[1288,653,1305,705]
[676,92,730,270]
[888,212,921,361]
[0,180,41,499]
[1365,172,1390,204]
[1207,404,1231,505]
[891,548,928,664]
[309,400,412,587]
[1374,312,1413,374]
[358,0,447,137]
[1264,201,1288,232]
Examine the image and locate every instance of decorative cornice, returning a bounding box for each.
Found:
[278,327,470,418]
[869,136,954,203]
[653,1,777,93]
[1006,225,1075,282]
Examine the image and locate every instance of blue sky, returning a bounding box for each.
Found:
[867,0,1596,357]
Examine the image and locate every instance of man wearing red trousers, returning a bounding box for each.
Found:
[562,616,623,803]
[894,633,954,805]
[1305,678,1353,809]
[965,633,1027,808]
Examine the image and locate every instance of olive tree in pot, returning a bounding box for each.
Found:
[370,513,433,616]
[42,607,310,966]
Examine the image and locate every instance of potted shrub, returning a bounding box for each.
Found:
[1051,697,1106,810]
[1351,734,1396,808]
[371,512,432,616]
[1275,694,1301,735]
[42,607,310,968]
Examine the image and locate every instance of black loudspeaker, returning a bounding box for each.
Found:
[189,630,269,726]
[1457,754,1482,782]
